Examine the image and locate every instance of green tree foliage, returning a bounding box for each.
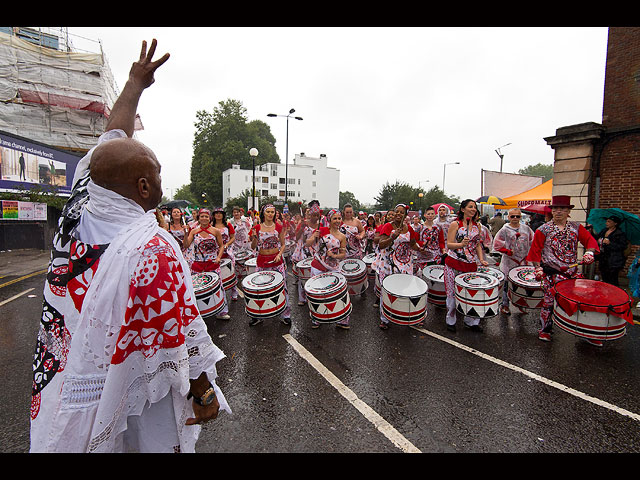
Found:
[339,191,364,212]
[374,181,460,212]
[518,163,554,182]
[190,99,280,206]
[173,184,200,205]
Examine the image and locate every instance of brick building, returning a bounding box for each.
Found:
[544,27,640,283]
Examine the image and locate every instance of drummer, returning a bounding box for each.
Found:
[292,207,320,305]
[492,207,534,315]
[414,206,446,275]
[229,206,253,254]
[376,203,422,330]
[249,204,292,326]
[525,195,599,344]
[371,210,395,309]
[183,208,231,320]
[212,206,238,302]
[340,203,367,260]
[443,199,489,333]
[308,208,349,329]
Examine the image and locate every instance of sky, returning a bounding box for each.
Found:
[67,27,609,206]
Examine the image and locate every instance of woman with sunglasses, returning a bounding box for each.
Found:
[492,208,534,315]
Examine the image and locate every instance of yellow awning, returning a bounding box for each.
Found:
[494,179,553,210]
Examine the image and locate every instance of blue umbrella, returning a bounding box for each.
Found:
[587,208,640,245]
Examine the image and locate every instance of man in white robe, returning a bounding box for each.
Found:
[30,39,230,453]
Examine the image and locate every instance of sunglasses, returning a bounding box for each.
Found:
[510,215,521,218]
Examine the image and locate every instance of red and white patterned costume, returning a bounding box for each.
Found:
[492,223,534,306]
[30,130,230,453]
[526,220,599,334]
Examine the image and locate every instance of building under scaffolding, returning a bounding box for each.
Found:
[0,27,139,155]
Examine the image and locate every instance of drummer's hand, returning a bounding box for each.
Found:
[461,238,469,247]
[534,266,544,280]
[582,252,595,265]
[480,260,489,266]
[603,238,610,245]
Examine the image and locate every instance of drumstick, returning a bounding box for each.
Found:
[560,261,583,272]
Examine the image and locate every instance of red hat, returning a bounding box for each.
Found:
[550,195,574,208]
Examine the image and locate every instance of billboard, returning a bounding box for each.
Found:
[0,130,82,196]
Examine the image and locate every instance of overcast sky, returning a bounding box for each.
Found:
[68,27,609,206]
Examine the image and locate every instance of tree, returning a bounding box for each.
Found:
[518,163,553,182]
[190,99,280,206]
[374,181,460,212]
[173,184,200,205]
[339,191,364,212]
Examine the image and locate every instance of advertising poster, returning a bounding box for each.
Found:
[1,200,18,219]
[0,130,82,196]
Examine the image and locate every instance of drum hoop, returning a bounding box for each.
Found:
[554,278,632,312]
[382,273,427,297]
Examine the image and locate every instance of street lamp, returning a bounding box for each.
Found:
[495,143,511,173]
[249,147,258,211]
[267,108,303,204]
[442,162,460,196]
[418,180,429,214]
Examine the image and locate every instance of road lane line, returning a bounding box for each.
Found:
[0,269,48,289]
[0,288,35,308]
[411,325,640,423]
[282,333,421,453]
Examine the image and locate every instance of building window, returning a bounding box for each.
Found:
[262,177,269,183]
[312,193,317,199]
[298,179,301,185]
[279,178,286,185]
[279,190,285,197]
[270,183,277,190]
[312,181,317,187]
[288,178,296,185]
[262,190,269,196]
[312,169,316,175]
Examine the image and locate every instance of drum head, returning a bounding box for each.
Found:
[422,264,445,281]
[305,272,347,295]
[363,253,376,264]
[555,278,630,306]
[245,257,257,266]
[477,266,504,283]
[242,270,284,289]
[192,271,220,290]
[508,266,540,287]
[297,258,313,269]
[455,272,499,289]
[382,273,427,297]
[339,258,366,275]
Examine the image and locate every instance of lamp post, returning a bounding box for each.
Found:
[267,109,303,204]
[495,143,511,173]
[442,162,460,197]
[249,147,258,211]
[418,180,429,215]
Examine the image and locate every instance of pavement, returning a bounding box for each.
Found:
[2,248,639,321]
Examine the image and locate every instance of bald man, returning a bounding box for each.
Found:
[30,40,230,453]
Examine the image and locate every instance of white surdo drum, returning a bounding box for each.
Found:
[454,272,500,318]
[338,258,369,295]
[507,266,543,310]
[381,273,428,325]
[304,272,352,323]
[192,272,225,319]
[422,264,446,308]
[242,270,287,319]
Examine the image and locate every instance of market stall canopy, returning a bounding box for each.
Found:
[494,179,553,210]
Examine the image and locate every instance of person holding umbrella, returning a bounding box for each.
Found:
[594,215,629,286]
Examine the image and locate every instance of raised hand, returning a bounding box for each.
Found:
[128,39,170,91]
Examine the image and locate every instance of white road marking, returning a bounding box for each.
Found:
[282,333,422,453]
[0,288,35,308]
[411,325,640,423]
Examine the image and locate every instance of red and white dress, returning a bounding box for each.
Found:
[310,227,350,326]
[340,222,364,259]
[492,223,534,307]
[443,220,482,327]
[414,224,445,274]
[253,223,290,319]
[376,223,418,324]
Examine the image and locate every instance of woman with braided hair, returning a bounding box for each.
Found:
[376,204,422,330]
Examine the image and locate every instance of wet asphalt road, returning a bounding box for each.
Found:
[2,255,640,453]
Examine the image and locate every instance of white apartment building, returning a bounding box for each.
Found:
[222,153,340,210]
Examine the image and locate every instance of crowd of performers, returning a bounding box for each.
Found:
[159,194,607,345]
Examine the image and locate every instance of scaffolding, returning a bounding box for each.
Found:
[0,27,140,155]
